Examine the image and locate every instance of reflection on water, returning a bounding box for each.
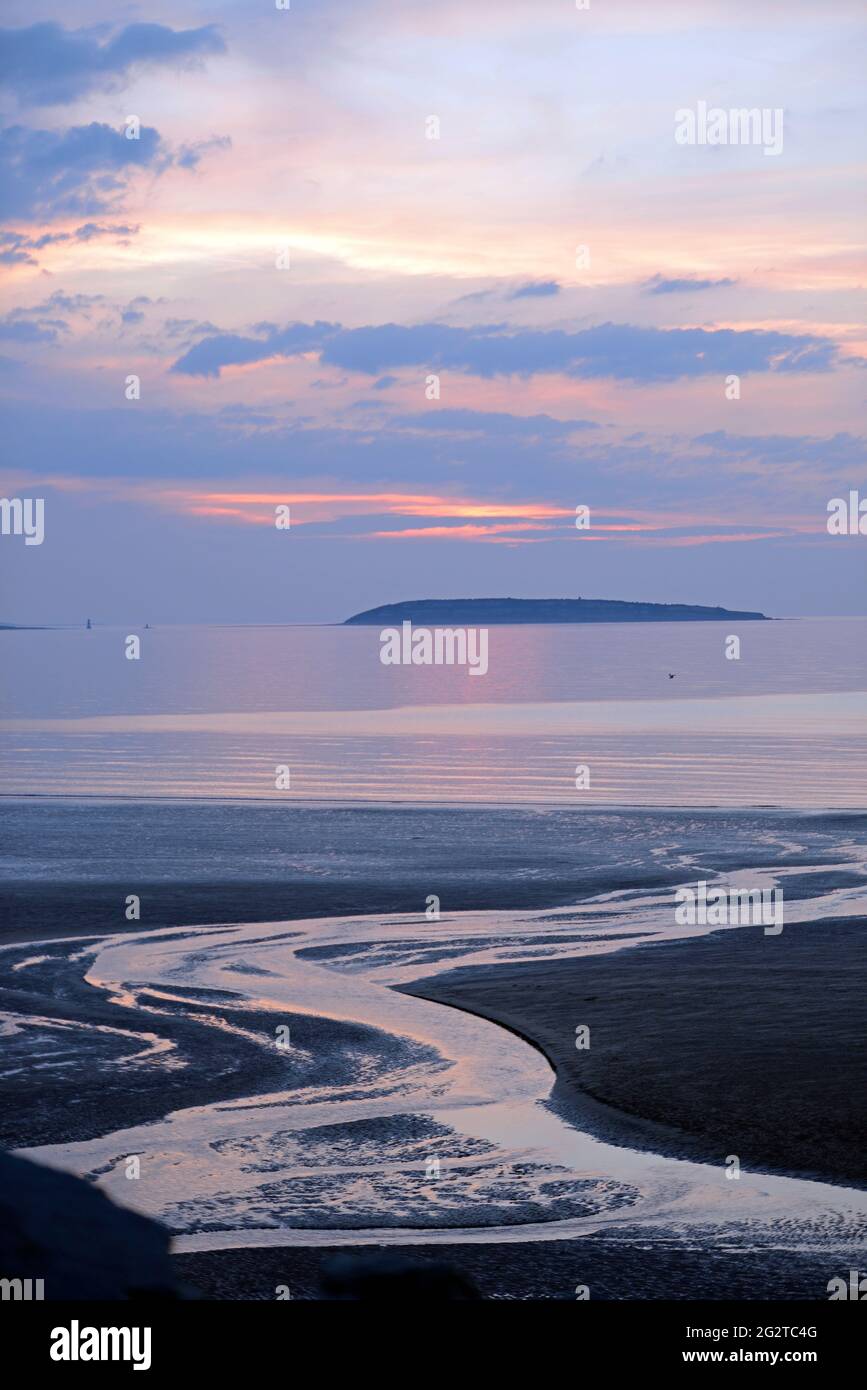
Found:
[3,619,866,716]
[13,846,867,1254]
[1,621,864,806]
[1,726,866,806]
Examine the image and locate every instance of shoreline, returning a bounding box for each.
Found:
[167,912,867,1301]
[3,801,865,1299]
[7,801,860,946]
[2,793,863,813]
[402,916,867,1192]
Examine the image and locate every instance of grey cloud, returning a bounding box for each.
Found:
[0,22,225,106]
[507,280,561,299]
[171,318,854,383]
[0,121,165,222]
[643,275,737,295]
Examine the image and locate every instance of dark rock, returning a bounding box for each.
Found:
[0,1151,184,1300]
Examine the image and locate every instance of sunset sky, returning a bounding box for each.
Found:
[1,0,865,623]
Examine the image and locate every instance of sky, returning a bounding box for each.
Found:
[0,0,865,623]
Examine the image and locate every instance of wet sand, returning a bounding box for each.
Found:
[4,801,865,1300]
[3,800,860,945]
[173,1235,851,1301]
[402,918,867,1189]
[168,914,867,1299]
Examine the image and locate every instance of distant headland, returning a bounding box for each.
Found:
[344,597,770,626]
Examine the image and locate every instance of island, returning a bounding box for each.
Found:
[344,597,769,626]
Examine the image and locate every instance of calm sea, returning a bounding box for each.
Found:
[0,619,864,806]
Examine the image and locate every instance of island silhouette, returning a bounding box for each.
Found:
[344,597,769,625]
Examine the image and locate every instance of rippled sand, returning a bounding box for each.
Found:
[2,806,864,1298]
